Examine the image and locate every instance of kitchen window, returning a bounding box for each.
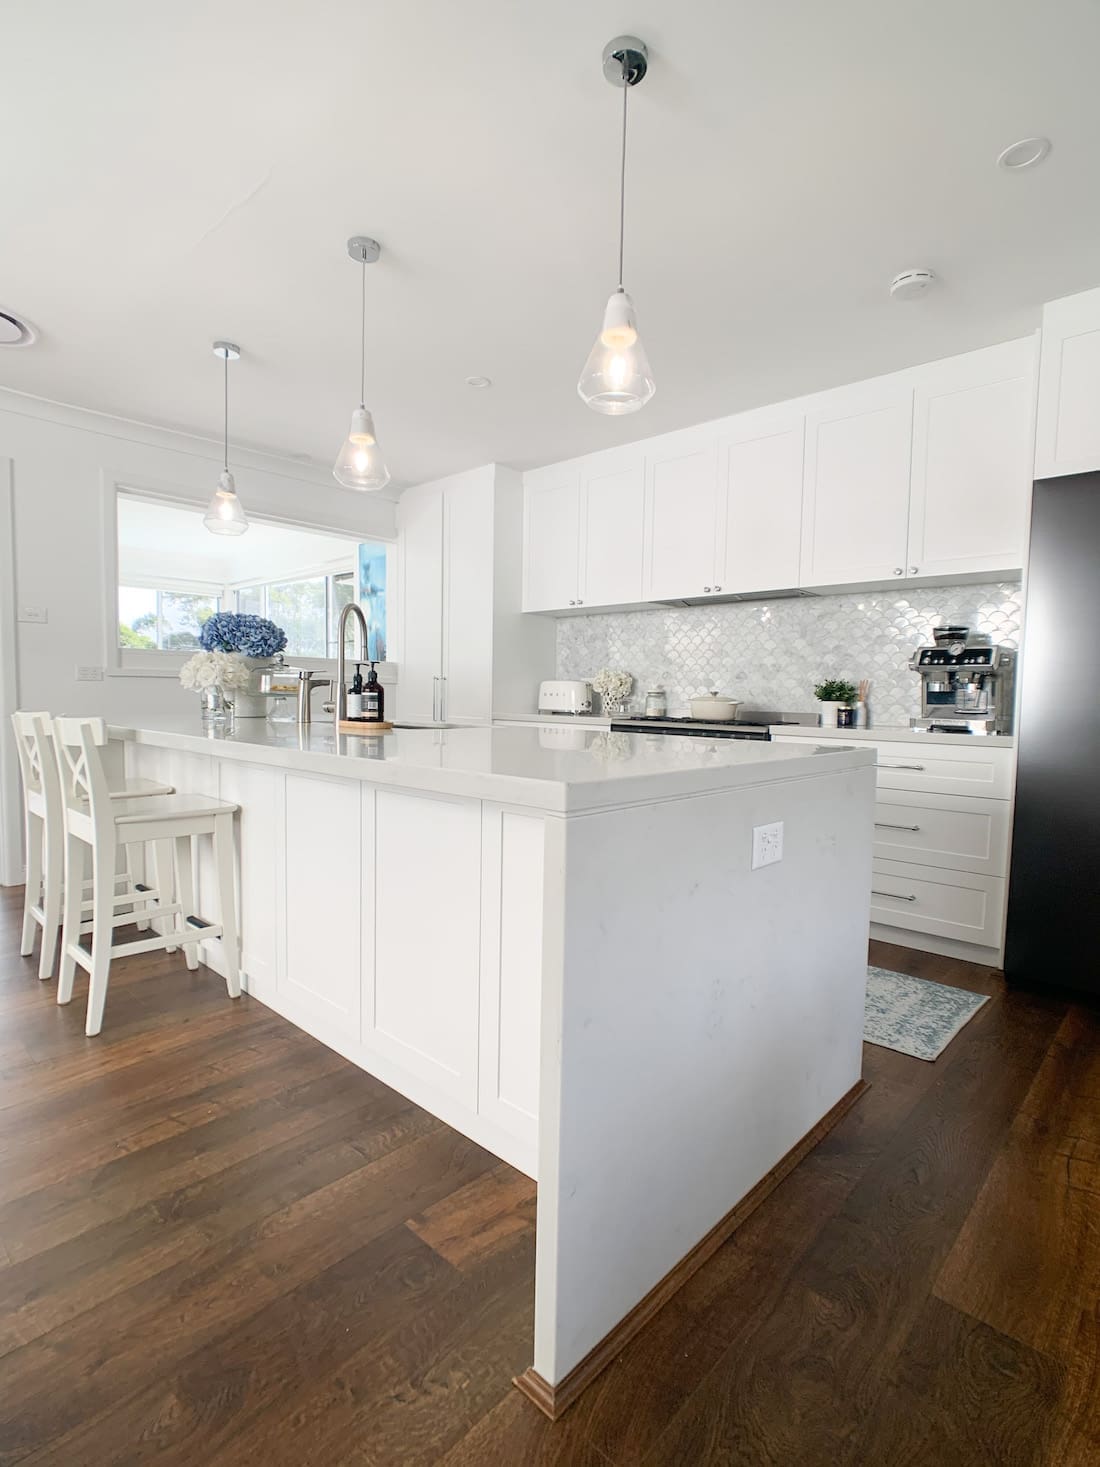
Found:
[118,586,222,650]
[232,570,357,658]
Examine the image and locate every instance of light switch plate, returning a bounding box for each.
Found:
[75,665,104,682]
[752,821,784,869]
[18,605,47,624]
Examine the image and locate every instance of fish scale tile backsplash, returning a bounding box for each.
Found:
[556,581,1023,727]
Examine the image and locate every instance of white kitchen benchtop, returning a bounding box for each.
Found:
[109,715,874,815]
[770,724,1015,749]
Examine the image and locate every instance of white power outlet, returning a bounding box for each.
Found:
[75,665,104,682]
[18,605,47,624]
[752,821,784,870]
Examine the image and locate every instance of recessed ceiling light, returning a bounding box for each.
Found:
[889,269,936,302]
[997,137,1052,171]
[0,309,37,347]
[465,375,492,389]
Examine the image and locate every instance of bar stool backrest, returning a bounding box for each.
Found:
[10,711,55,805]
[52,717,112,825]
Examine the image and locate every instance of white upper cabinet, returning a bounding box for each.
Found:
[579,453,645,608]
[642,432,720,599]
[800,377,914,587]
[718,408,804,594]
[1035,287,1100,478]
[522,471,581,611]
[441,471,494,724]
[907,339,1037,579]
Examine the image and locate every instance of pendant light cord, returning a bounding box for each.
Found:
[617,60,629,289]
[223,350,229,473]
[359,257,367,409]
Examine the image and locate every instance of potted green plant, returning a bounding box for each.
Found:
[814,678,857,729]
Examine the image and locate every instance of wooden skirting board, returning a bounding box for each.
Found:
[514,1076,870,1421]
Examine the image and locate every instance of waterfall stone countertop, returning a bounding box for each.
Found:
[108,715,874,815]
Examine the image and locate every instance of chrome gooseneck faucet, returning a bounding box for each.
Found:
[334,601,370,727]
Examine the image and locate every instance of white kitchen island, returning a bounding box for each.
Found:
[109,715,875,1417]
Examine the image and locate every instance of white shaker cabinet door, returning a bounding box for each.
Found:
[1036,287,1100,478]
[442,471,494,723]
[718,409,805,595]
[370,789,482,1106]
[397,485,444,721]
[522,472,581,611]
[642,432,720,599]
[579,454,645,608]
[907,339,1036,579]
[800,379,914,586]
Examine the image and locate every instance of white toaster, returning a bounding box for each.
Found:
[538,679,593,715]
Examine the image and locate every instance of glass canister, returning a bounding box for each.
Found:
[644,686,667,719]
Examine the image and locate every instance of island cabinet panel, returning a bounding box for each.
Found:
[277,772,362,1034]
[368,788,482,1107]
[478,806,544,1151]
[214,761,279,993]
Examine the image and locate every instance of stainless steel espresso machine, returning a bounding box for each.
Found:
[909,625,1016,735]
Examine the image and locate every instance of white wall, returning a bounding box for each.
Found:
[0,386,396,879]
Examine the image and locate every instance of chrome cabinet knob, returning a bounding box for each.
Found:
[909,565,919,575]
[893,567,904,576]
[714,584,722,592]
[568,599,576,606]
[704,586,712,593]
[577,598,583,605]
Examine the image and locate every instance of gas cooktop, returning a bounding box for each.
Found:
[609,715,800,741]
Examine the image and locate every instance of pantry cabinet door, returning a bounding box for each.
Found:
[800,379,914,586]
[522,471,581,611]
[907,339,1036,579]
[718,409,805,595]
[442,470,494,722]
[1035,288,1100,478]
[397,485,444,721]
[642,431,720,599]
[579,452,645,608]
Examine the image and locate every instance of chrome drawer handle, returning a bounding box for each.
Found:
[875,822,921,832]
[881,763,925,771]
[872,889,918,902]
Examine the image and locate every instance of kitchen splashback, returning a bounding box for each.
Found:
[556,581,1023,727]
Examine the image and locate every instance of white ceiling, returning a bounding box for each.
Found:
[3,0,1100,488]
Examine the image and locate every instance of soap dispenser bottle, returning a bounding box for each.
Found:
[347,665,364,719]
[364,662,384,722]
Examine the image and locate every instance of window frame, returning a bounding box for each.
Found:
[103,477,395,681]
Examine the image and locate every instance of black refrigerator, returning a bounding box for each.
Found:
[1004,472,1100,994]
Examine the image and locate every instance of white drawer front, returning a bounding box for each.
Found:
[873,790,1010,877]
[870,859,1005,946]
[872,741,1014,799]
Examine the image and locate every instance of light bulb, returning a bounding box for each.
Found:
[203,469,249,536]
[333,406,390,491]
[578,290,655,415]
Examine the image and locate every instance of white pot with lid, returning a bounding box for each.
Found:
[689,691,740,722]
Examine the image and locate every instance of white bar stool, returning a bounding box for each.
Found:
[53,716,242,1037]
[10,711,175,979]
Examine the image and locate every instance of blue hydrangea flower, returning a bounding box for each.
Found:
[199,613,287,658]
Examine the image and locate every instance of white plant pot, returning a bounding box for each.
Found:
[817,701,843,729]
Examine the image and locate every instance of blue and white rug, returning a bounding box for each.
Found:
[864,966,989,1061]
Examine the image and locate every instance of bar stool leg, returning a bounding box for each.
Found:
[151,839,177,951]
[173,835,201,972]
[57,833,86,1005]
[85,849,116,1037]
[130,845,151,931]
[21,811,43,957]
[38,816,63,980]
[213,814,240,998]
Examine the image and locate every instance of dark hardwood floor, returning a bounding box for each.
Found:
[0,888,1096,1464]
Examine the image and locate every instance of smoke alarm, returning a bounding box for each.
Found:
[890,270,936,302]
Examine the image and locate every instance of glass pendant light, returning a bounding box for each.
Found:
[203,341,249,536]
[334,236,390,491]
[578,37,655,415]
